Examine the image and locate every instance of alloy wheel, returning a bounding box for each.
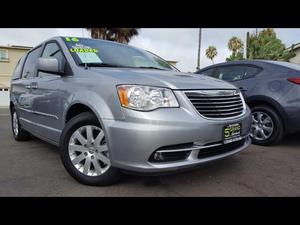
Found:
[68,125,111,176]
[250,111,274,141]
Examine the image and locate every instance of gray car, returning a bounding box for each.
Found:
[10,37,252,185]
[196,60,300,145]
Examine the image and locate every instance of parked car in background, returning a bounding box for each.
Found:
[196,60,300,146]
[10,37,252,186]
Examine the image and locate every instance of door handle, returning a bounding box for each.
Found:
[30,85,38,89]
[30,82,38,89]
[25,82,38,89]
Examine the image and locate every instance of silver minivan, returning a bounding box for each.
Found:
[10,37,252,185]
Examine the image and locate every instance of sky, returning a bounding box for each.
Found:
[1,28,300,72]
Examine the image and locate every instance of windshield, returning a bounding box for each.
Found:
[62,37,175,71]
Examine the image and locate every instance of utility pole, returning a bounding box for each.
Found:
[196,28,202,71]
[243,29,247,59]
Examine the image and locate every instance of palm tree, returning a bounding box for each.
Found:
[205,46,217,64]
[228,36,243,55]
[87,28,139,44]
[112,28,139,44]
[87,28,109,39]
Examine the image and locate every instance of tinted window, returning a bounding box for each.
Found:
[41,42,66,73]
[12,56,26,80]
[198,68,216,77]
[22,47,42,78]
[210,65,260,82]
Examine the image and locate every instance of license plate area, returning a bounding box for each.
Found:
[223,123,242,144]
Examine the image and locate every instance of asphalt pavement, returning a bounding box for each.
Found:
[0,108,299,196]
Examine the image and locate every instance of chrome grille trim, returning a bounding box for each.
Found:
[184,89,246,120]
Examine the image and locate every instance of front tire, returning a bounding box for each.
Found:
[59,112,120,186]
[250,105,284,146]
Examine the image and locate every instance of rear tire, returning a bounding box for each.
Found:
[59,112,121,186]
[11,107,31,141]
[250,105,284,146]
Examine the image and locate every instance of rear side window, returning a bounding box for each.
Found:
[22,46,42,78]
[12,56,26,80]
[210,65,261,82]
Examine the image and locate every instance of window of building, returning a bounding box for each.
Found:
[0,49,9,61]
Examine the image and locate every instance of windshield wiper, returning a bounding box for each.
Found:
[79,62,123,68]
[79,63,169,70]
[134,66,168,70]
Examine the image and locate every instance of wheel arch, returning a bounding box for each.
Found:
[64,102,106,129]
[63,91,116,124]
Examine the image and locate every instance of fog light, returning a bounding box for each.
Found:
[153,152,164,161]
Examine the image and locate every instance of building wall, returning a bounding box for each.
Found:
[0,90,9,107]
[0,47,30,86]
[289,48,300,65]
[0,47,31,107]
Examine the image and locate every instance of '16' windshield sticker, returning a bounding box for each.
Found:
[65,37,79,42]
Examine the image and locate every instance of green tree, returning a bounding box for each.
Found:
[246,28,295,61]
[87,28,140,44]
[226,36,244,61]
[205,46,217,64]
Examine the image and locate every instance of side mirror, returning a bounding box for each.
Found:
[37,57,60,74]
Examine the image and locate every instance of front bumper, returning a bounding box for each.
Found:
[102,100,252,173]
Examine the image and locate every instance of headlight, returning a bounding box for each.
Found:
[117,85,179,111]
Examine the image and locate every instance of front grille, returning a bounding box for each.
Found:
[197,139,246,159]
[185,90,245,119]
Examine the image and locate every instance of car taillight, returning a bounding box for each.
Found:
[288,77,300,85]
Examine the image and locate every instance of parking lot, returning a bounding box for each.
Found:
[0,108,299,196]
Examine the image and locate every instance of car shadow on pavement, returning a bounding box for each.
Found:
[121,156,242,187]
[276,132,300,147]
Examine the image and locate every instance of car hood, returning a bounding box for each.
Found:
[89,68,236,90]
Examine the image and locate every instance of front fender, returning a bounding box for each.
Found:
[63,90,124,123]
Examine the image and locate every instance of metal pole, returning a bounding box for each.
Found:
[243,29,247,59]
[196,28,202,70]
